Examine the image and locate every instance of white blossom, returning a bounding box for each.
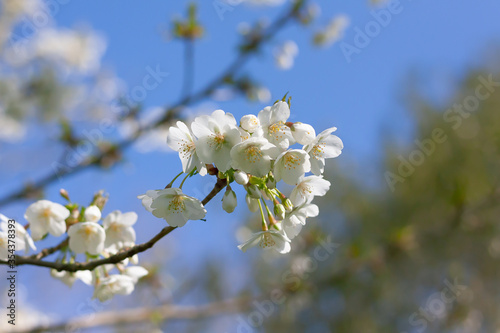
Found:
[290,175,331,206]
[167,121,207,176]
[282,203,319,239]
[93,275,135,302]
[24,200,70,241]
[50,269,93,288]
[68,222,105,255]
[191,109,242,172]
[138,188,206,227]
[303,127,343,175]
[102,211,137,249]
[0,112,26,142]
[123,266,149,283]
[230,137,280,177]
[240,114,261,133]
[273,149,311,185]
[34,28,106,74]
[258,101,295,149]
[315,15,350,47]
[0,214,36,254]
[291,122,316,145]
[274,40,299,70]
[84,205,101,223]
[238,230,291,254]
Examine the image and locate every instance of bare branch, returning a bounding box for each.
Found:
[25,296,253,333]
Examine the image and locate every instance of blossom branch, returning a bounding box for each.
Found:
[24,296,252,333]
[0,177,227,272]
[0,1,306,209]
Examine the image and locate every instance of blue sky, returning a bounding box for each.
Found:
[2,0,500,330]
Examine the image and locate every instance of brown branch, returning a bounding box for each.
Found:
[30,237,68,260]
[0,1,305,209]
[25,296,253,333]
[0,178,227,272]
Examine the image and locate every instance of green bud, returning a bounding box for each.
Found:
[274,204,286,221]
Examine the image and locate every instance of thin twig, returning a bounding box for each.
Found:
[0,178,227,272]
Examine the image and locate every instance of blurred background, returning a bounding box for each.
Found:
[1,0,500,332]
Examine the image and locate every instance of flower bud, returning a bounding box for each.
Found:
[266,177,276,189]
[222,188,237,213]
[262,189,274,201]
[246,184,261,199]
[245,194,259,212]
[283,198,294,212]
[291,122,316,145]
[274,204,286,220]
[60,189,70,201]
[234,171,249,185]
[240,114,260,133]
[84,205,101,222]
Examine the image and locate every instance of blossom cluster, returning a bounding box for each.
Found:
[0,194,147,302]
[140,98,343,254]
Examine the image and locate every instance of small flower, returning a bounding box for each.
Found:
[222,188,237,213]
[273,149,311,185]
[314,15,350,47]
[191,110,242,172]
[84,205,101,223]
[234,171,249,185]
[102,211,137,249]
[230,137,280,177]
[50,269,93,288]
[139,188,206,227]
[240,114,261,133]
[123,266,149,283]
[291,122,316,145]
[237,230,291,254]
[303,127,343,175]
[274,40,299,70]
[0,214,36,254]
[24,200,70,241]
[68,222,105,255]
[93,275,135,302]
[167,121,207,176]
[258,101,295,149]
[290,175,331,206]
[282,203,319,239]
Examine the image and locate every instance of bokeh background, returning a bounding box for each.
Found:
[1,0,500,332]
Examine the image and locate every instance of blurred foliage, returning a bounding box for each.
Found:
[242,69,500,332]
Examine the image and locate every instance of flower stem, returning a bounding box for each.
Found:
[179,169,196,189]
[258,199,268,231]
[262,199,279,230]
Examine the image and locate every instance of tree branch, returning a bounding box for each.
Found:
[0,178,227,272]
[25,296,253,333]
[0,1,305,208]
